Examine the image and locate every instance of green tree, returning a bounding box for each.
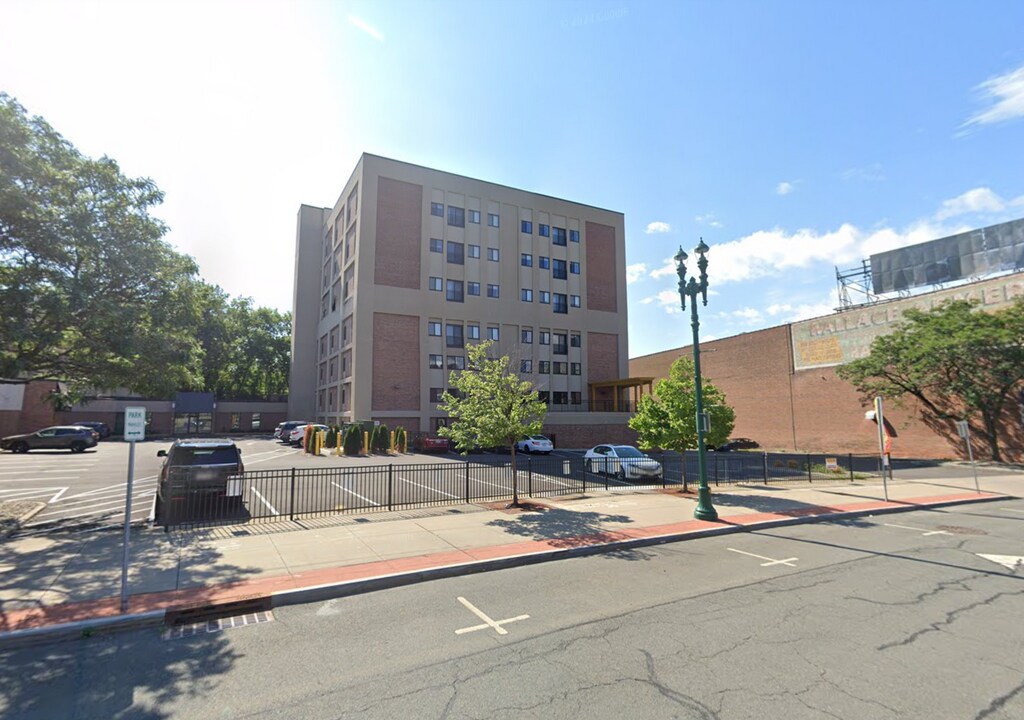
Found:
[0,93,204,396]
[837,299,1024,462]
[202,295,291,399]
[437,340,547,506]
[629,356,735,452]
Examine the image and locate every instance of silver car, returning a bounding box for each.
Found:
[584,444,662,481]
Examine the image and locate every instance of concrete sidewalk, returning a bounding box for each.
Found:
[0,471,1019,645]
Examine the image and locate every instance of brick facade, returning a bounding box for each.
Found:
[371,312,421,411]
[374,176,422,290]
[584,221,617,313]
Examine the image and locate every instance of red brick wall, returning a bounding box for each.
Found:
[374,176,423,289]
[585,221,617,313]
[372,313,421,410]
[20,381,58,433]
[543,423,637,449]
[586,332,620,382]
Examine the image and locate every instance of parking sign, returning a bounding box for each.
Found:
[124,406,146,441]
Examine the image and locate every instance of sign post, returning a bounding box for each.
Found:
[120,406,146,613]
[873,397,890,501]
[955,420,981,494]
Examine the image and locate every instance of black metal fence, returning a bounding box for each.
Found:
[156,451,883,529]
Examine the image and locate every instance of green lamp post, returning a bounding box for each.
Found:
[676,240,719,522]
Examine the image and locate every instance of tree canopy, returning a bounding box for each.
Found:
[0,93,290,401]
[628,356,735,451]
[836,298,1024,462]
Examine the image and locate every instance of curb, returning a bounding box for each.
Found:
[0,492,1006,648]
[0,501,47,540]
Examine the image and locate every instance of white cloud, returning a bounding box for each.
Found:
[626,263,647,284]
[841,164,885,182]
[934,187,1024,219]
[644,221,671,234]
[963,64,1024,128]
[695,213,723,228]
[640,290,682,314]
[776,181,794,196]
[348,15,384,41]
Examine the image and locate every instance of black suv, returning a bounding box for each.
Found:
[716,438,760,452]
[155,439,244,524]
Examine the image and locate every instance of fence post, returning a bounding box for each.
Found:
[605,458,609,490]
[465,462,470,502]
[387,464,393,511]
[682,452,688,492]
[662,453,666,488]
[528,456,533,497]
[763,452,769,484]
[289,467,296,522]
[849,453,854,482]
[807,453,813,483]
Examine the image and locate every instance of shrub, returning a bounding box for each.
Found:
[373,423,390,453]
[394,426,407,453]
[343,424,363,455]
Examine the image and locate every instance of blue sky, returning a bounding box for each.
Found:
[3,0,1024,358]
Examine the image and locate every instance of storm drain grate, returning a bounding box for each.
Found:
[163,597,273,640]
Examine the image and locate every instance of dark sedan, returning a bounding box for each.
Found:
[1,426,99,453]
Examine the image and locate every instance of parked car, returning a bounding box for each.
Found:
[289,423,327,446]
[715,438,760,452]
[155,438,245,524]
[583,444,663,481]
[275,420,309,442]
[1,425,99,453]
[412,433,450,453]
[516,435,553,454]
[74,421,111,439]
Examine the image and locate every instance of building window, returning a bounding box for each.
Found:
[487,284,500,298]
[468,281,481,296]
[520,359,532,373]
[571,294,581,308]
[448,206,465,227]
[553,362,568,375]
[539,256,550,269]
[570,229,580,242]
[553,293,568,314]
[487,248,499,262]
[538,360,550,374]
[570,261,580,274]
[467,323,480,340]
[429,354,443,369]
[521,220,533,234]
[468,244,481,259]
[540,331,550,345]
[431,202,444,217]
[469,209,481,224]
[553,391,568,405]
[521,289,533,302]
[430,387,444,402]
[538,391,549,403]
[553,334,568,355]
[552,227,567,246]
[570,332,581,347]
[539,290,550,304]
[251,412,262,430]
[430,238,443,253]
[571,391,581,405]
[488,213,499,227]
[447,279,464,302]
[487,326,499,341]
[521,329,533,343]
[447,355,466,370]
[446,323,464,348]
[429,276,442,291]
[428,321,442,336]
[230,413,240,431]
[552,259,567,279]
[571,362,581,375]
[447,241,464,264]
[521,253,533,267]
[539,224,550,237]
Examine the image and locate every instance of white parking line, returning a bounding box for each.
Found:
[398,476,461,499]
[251,488,280,515]
[1000,508,1024,514]
[0,468,94,475]
[34,492,156,518]
[49,487,68,503]
[60,477,158,500]
[455,596,529,636]
[882,522,951,536]
[28,492,155,522]
[468,475,509,491]
[727,548,799,567]
[330,481,380,506]
[0,477,80,482]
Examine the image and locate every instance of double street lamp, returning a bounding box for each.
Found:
[675,240,718,522]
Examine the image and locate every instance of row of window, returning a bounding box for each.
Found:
[430,388,584,405]
[431,202,499,228]
[519,330,580,350]
[520,222,579,245]
[428,280,580,310]
[428,321,500,345]
[520,254,580,276]
[430,240,500,263]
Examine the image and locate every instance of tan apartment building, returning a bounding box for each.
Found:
[289,154,637,447]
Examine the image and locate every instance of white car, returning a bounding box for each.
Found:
[584,444,662,481]
[516,435,553,454]
[288,424,327,446]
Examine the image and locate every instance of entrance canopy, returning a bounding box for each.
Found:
[587,377,655,413]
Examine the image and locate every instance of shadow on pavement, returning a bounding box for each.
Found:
[485,507,654,560]
[709,491,876,527]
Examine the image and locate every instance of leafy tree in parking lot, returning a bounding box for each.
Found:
[837,299,1024,462]
[437,341,547,507]
[629,356,735,452]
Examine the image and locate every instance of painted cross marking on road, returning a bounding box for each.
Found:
[455,596,529,636]
[883,523,951,536]
[726,548,798,567]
